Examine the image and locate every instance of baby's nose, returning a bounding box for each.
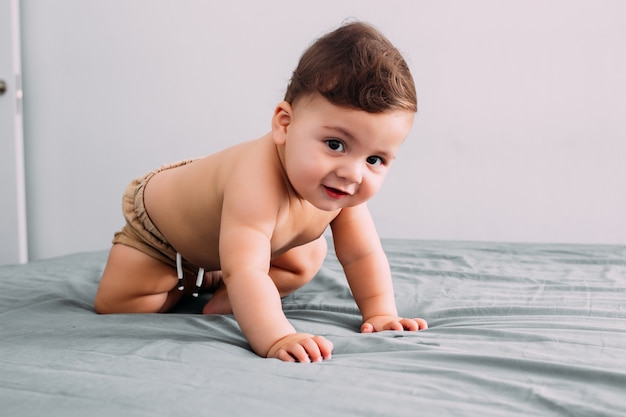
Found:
[336,162,363,184]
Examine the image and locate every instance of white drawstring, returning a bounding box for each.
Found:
[176,252,184,290]
[193,267,205,298]
[176,252,204,297]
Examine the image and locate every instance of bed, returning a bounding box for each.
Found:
[1,238,625,416]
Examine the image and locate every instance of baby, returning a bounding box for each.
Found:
[95,21,427,362]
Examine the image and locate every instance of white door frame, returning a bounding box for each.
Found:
[0,0,27,264]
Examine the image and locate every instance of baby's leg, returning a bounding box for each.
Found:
[270,235,328,297]
[202,236,328,314]
[201,283,230,315]
[95,244,183,314]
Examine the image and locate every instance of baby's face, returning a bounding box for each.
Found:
[277,94,414,211]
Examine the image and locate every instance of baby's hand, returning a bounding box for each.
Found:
[361,316,428,333]
[266,333,333,363]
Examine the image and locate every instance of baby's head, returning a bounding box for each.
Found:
[284,21,417,114]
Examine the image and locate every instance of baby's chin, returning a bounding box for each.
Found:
[309,200,359,212]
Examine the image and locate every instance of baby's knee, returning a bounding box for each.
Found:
[307,236,328,270]
[269,237,327,294]
[93,290,119,314]
[289,237,327,278]
[294,236,327,278]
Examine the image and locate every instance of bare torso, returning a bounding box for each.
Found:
[143,133,339,270]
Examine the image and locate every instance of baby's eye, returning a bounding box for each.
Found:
[326,139,345,152]
[366,155,384,166]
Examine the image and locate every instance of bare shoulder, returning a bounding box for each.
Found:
[217,134,290,230]
[218,134,287,202]
[186,136,269,186]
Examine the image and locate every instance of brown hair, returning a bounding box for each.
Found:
[284,21,417,113]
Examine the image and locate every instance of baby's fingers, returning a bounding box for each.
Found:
[284,343,312,363]
[383,320,405,331]
[394,318,428,331]
[414,317,428,330]
[312,335,333,360]
[296,336,333,362]
[298,338,321,363]
[275,348,298,363]
[274,336,333,363]
[360,322,374,333]
[361,316,429,333]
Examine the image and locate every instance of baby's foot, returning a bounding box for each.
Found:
[202,285,232,315]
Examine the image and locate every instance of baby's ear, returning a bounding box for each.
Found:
[271,101,292,145]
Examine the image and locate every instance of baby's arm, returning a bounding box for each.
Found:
[219,177,332,362]
[331,204,428,332]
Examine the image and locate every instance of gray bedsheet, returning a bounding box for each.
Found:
[1,239,625,416]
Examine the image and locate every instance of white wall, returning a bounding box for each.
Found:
[17,0,626,261]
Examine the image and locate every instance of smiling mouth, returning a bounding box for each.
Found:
[323,186,350,199]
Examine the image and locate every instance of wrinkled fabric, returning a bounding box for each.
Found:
[1,240,625,417]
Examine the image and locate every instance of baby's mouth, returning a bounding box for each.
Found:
[323,186,350,199]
